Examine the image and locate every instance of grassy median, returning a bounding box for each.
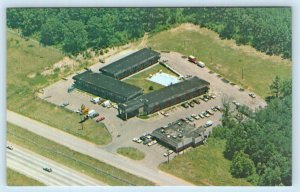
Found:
[148,24,292,98]
[7,31,111,145]
[7,123,154,186]
[117,147,145,160]
[7,168,45,186]
[159,138,250,186]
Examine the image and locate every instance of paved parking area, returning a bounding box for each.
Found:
[40,50,266,169]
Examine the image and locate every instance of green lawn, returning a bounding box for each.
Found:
[7,31,111,145]
[7,123,154,186]
[159,138,250,186]
[148,25,292,98]
[7,168,45,186]
[123,63,178,94]
[117,147,145,160]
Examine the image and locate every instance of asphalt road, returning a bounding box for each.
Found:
[7,110,193,186]
[6,143,105,186]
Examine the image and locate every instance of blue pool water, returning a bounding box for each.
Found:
[148,72,180,86]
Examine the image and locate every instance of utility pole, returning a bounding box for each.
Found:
[242,67,244,80]
[80,114,84,130]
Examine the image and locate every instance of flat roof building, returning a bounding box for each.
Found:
[118,76,210,120]
[73,70,142,103]
[151,119,207,152]
[100,48,160,79]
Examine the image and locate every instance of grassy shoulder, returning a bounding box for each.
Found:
[117,147,145,160]
[159,138,250,186]
[7,31,111,145]
[7,168,45,186]
[148,24,292,98]
[123,63,178,94]
[7,123,154,186]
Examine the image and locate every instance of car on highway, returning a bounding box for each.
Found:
[6,145,13,150]
[43,167,53,172]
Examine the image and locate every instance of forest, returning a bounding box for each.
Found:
[7,8,291,58]
[213,76,292,186]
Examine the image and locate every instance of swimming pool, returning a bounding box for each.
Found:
[148,72,180,86]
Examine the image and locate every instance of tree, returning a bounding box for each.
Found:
[40,17,64,45]
[230,151,256,178]
[62,20,88,54]
[269,76,281,98]
[259,167,282,185]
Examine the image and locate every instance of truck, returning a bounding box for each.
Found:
[197,61,205,68]
[102,100,111,107]
[88,110,99,118]
[91,97,101,104]
[188,55,197,63]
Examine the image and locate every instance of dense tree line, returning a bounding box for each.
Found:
[213,77,292,186]
[185,8,292,58]
[7,7,291,57]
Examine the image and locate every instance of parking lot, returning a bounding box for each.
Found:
[39,49,266,169]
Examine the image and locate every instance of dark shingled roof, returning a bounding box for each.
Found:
[120,76,210,110]
[142,76,209,105]
[99,48,160,76]
[72,71,142,97]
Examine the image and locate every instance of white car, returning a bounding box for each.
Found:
[164,150,174,157]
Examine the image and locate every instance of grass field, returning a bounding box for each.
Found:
[7,31,111,145]
[7,123,154,186]
[117,147,145,160]
[148,24,292,98]
[159,138,250,186]
[123,63,178,94]
[7,168,45,186]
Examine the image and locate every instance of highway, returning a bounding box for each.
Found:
[6,143,106,186]
[7,110,192,186]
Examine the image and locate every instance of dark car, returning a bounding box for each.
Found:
[181,103,189,108]
[193,99,201,104]
[6,145,13,150]
[188,102,195,108]
[43,167,52,172]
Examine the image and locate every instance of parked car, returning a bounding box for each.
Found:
[43,167,52,172]
[60,101,69,107]
[186,117,194,122]
[188,102,195,108]
[207,110,214,115]
[249,93,256,98]
[215,106,222,111]
[204,120,213,128]
[91,97,101,104]
[193,99,201,104]
[6,145,13,150]
[163,150,174,157]
[96,116,105,122]
[181,103,189,108]
[199,113,204,118]
[160,111,169,117]
[232,100,240,107]
[202,111,210,117]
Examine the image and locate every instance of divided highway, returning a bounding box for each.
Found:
[6,143,105,186]
[7,110,193,186]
